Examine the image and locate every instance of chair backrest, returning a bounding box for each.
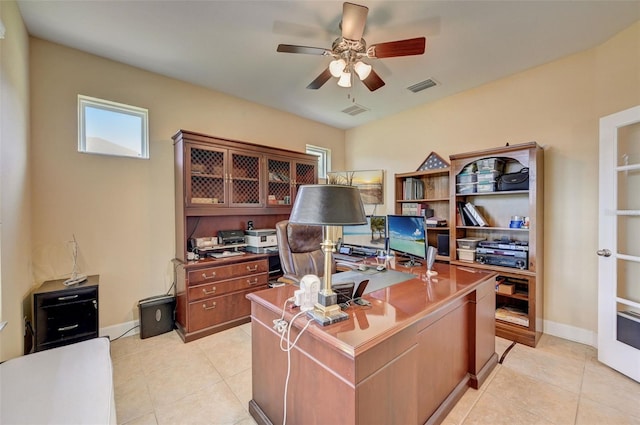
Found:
[276,220,335,284]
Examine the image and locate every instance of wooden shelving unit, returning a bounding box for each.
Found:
[449,142,544,347]
[394,167,451,262]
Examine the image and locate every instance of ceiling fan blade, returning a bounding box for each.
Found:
[307,68,333,90]
[277,44,330,55]
[368,37,426,58]
[361,69,385,92]
[341,2,368,40]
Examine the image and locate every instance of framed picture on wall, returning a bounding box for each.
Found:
[327,169,384,204]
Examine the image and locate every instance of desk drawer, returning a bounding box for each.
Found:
[188,259,268,285]
[188,273,268,301]
[188,286,266,332]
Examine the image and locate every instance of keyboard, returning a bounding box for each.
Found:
[211,251,245,258]
[333,253,364,262]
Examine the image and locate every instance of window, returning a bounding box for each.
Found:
[306,145,331,179]
[78,95,149,159]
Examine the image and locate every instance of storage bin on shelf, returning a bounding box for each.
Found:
[456,237,485,250]
[475,157,505,173]
[456,172,477,184]
[456,182,477,194]
[457,248,476,263]
[477,182,497,193]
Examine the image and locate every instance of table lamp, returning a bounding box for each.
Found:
[289,184,366,325]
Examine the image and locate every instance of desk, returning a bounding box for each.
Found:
[247,262,498,425]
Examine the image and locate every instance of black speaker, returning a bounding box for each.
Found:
[138,295,175,339]
[437,234,450,256]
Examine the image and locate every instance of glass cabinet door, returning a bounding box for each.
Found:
[266,157,293,207]
[228,150,262,207]
[187,145,227,207]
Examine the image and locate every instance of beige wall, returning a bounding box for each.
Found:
[28,39,345,342]
[4,4,638,357]
[345,21,640,343]
[0,0,31,361]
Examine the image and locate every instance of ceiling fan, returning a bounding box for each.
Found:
[276,2,426,92]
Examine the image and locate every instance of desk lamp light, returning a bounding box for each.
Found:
[289,185,366,325]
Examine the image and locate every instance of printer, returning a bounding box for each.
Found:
[245,229,278,253]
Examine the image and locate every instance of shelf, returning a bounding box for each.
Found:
[455,190,529,197]
[192,173,224,179]
[495,317,529,329]
[496,291,529,301]
[458,226,529,232]
[398,197,449,203]
[450,258,535,277]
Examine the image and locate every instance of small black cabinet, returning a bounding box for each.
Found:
[33,275,99,352]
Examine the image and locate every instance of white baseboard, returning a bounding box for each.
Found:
[99,320,140,340]
[544,319,597,348]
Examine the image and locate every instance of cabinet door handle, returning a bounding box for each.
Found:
[58,295,79,301]
[202,302,217,311]
[58,324,79,332]
[246,278,259,285]
[202,286,217,295]
[246,265,258,272]
[202,271,217,279]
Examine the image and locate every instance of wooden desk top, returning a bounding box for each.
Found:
[247,262,496,356]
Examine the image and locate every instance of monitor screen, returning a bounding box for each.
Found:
[387,215,427,265]
[341,216,386,251]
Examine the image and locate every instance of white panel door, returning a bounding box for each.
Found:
[598,105,640,382]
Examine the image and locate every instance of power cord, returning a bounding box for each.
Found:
[110,324,140,341]
[273,298,313,425]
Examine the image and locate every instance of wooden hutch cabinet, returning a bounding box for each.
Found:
[449,142,544,347]
[172,130,318,342]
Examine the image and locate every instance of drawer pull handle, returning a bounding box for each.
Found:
[58,295,79,301]
[58,324,79,332]
[246,265,259,272]
[247,278,259,285]
[202,271,217,279]
[202,286,217,295]
[202,302,217,311]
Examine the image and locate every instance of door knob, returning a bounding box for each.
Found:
[597,249,612,257]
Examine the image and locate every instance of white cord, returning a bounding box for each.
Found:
[279,309,313,425]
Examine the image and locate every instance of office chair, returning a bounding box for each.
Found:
[275,220,336,285]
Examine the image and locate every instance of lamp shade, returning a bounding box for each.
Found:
[289,185,366,226]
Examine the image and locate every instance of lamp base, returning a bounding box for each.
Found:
[318,292,337,307]
[307,303,349,326]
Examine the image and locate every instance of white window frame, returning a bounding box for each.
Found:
[306,144,331,179]
[78,95,149,159]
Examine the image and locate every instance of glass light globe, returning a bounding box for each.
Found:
[337,71,352,87]
[329,59,347,78]
[354,61,372,80]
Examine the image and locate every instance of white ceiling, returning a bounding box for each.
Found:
[16,0,640,130]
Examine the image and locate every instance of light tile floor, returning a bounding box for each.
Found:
[111,325,640,425]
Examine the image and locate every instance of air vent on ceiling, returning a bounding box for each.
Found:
[407,78,437,93]
[341,104,370,116]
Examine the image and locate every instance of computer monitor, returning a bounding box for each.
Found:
[387,214,427,266]
[341,215,386,252]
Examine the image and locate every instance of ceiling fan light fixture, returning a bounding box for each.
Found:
[338,71,352,87]
[353,61,372,80]
[329,59,347,78]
